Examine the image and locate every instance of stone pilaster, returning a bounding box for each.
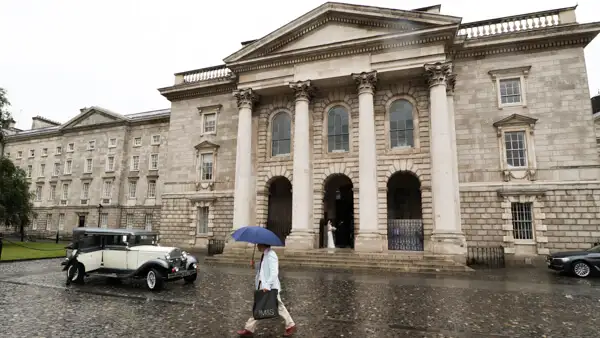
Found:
[446,74,463,237]
[286,80,317,250]
[352,71,384,252]
[424,62,466,262]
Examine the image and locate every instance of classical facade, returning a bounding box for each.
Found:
[4,3,600,262]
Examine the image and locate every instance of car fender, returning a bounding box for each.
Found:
[185,255,199,270]
[61,254,81,271]
[133,259,169,276]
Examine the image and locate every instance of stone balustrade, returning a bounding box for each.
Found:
[174,65,233,85]
[458,7,576,39]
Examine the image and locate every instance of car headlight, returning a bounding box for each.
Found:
[165,253,170,260]
[559,257,570,262]
[182,251,188,259]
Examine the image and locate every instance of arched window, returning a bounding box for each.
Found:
[389,100,414,148]
[327,106,349,152]
[271,112,291,156]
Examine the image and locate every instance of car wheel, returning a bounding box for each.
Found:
[146,268,164,291]
[572,261,591,278]
[67,262,85,284]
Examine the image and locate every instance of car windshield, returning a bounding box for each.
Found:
[586,245,600,253]
[130,235,158,246]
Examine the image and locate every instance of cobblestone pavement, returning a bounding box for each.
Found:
[1,259,599,337]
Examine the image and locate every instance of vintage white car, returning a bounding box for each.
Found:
[61,228,198,291]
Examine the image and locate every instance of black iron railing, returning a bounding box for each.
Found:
[467,246,505,268]
[387,219,424,251]
[207,239,225,256]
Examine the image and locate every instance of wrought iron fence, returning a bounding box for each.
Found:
[207,239,225,256]
[387,219,424,251]
[467,246,505,268]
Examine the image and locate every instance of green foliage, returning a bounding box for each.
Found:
[0,157,35,229]
[1,87,13,154]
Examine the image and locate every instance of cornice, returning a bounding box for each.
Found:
[159,82,238,102]
[453,36,596,59]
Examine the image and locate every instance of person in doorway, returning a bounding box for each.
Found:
[237,244,297,337]
[326,220,336,249]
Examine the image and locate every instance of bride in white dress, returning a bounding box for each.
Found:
[327,220,336,249]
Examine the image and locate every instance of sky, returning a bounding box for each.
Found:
[1,0,599,130]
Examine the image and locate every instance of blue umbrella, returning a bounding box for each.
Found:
[231,226,284,246]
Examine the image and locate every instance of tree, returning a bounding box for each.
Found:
[0,87,13,157]
[0,157,35,241]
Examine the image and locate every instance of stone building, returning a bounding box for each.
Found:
[2,107,169,234]
[4,2,600,263]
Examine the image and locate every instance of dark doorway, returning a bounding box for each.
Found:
[387,172,423,251]
[78,215,86,228]
[266,177,292,244]
[322,174,354,249]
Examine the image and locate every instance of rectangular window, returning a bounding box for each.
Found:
[197,207,209,234]
[82,182,90,199]
[17,151,22,159]
[145,214,153,231]
[200,153,213,181]
[147,180,156,198]
[35,186,42,201]
[64,160,72,174]
[61,184,69,200]
[109,138,117,148]
[103,180,112,198]
[42,148,48,156]
[49,185,56,201]
[106,156,115,171]
[58,213,65,231]
[56,146,62,155]
[129,181,137,198]
[39,163,45,177]
[67,143,74,152]
[29,149,35,158]
[131,156,140,171]
[150,154,159,170]
[88,140,96,150]
[53,163,61,176]
[133,137,142,147]
[100,213,108,228]
[26,165,33,178]
[46,214,53,230]
[504,131,527,168]
[499,78,522,104]
[85,158,93,173]
[151,135,161,145]
[32,215,38,230]
[126,213,134,229]
[511,202,533,240]
[203,113,217,133]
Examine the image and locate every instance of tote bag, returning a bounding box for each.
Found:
[252,288,279,320]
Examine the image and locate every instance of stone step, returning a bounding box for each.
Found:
[215,252,462,265]
[219,250,455,261]
[205,257,472,273]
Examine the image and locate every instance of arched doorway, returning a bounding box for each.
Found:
[387,172,424,251]
[266,177,292,244]
[322,174,354,249]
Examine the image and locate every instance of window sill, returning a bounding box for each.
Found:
[196,233,213,238]
[499,103,526,109]
[514,240,536,245]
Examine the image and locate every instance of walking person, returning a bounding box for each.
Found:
[237,243,297,337]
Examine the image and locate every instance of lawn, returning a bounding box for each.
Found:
[0,241,67,261]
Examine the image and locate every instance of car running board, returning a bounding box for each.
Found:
[92,272,130,279]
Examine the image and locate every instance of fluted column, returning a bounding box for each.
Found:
[232,89,259,232]
[446,74,463,234]
[424,62,466,261]
[286,80,316,250]
[352,71,384,252]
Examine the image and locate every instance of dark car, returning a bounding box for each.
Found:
[547,245,600,278]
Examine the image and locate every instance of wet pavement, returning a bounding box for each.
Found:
[1,259,599,337]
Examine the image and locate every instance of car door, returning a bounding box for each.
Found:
[102,235,129,273]
[76,234,103,272]
[587,252,600,269]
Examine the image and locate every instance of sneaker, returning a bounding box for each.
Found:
[283,325,297,337]
[236,329,254,337]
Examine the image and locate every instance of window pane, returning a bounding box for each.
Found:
[327,106,350,152]
[271,112,291,156]
[511,202,533,240]
[389,100,414,148]
[504,131,527,167]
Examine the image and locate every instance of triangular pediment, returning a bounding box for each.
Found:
[194,140,220,150]
[493,114,538,128]
[59,106,128,131]
[224,2,461,64]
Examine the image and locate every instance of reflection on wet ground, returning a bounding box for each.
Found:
[1,259,599,337]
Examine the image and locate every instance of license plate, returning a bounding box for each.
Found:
[168,270,194,279]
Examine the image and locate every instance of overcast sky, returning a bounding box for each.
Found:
[1,0,599,129]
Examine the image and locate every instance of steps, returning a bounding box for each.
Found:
[204,249,474,273]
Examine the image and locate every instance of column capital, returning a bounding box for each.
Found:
[424,62,453,88]
[289,80,315,102]
[233,88,259,109]
[446,73,457,96]
[352,71,377,95]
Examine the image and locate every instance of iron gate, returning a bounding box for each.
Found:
[387,219,424,251]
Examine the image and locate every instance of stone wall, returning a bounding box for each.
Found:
[118,206,161,230]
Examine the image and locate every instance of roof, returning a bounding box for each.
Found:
[72,228,158,236]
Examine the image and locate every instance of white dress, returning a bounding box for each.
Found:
[327,221,336,249]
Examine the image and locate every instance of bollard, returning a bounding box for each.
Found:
[56,231,59,244]
[0,233,3,260]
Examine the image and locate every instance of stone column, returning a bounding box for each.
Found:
[446,75,463,236]
[424,62,466,261]
[286,80,316,250]
[352,71,384,252]
[232,89,259,233]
